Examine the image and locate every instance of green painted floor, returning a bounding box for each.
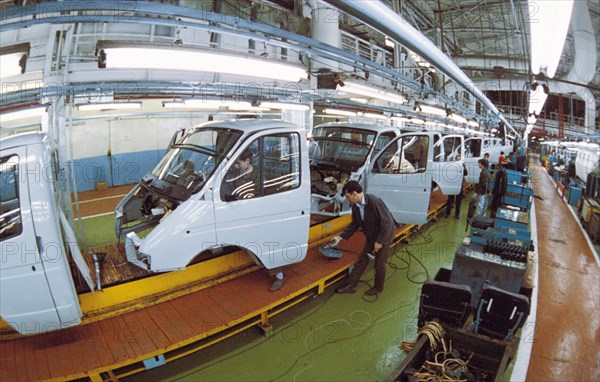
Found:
[121,203,472,382]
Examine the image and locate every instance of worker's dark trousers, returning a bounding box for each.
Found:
[346,239,391,291]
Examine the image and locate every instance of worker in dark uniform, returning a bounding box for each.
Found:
[329,180,395,296]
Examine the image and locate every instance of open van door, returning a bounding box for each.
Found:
[366,133,432,225]
[431,134,464,195]
[464,137,482,183]
[0,141,81,334]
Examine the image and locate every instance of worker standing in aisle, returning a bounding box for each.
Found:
[329,181,395,296]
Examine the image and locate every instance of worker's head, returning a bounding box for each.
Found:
[484,153,490,159]
[342,180,363,205]
[478,158,487,169]
[183,160,195,174]
[235,150,253,171]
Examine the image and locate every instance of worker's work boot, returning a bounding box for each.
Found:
[335,284,356,294]
[269,276,286,292]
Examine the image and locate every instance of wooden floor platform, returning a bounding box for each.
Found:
[0,189,450,381]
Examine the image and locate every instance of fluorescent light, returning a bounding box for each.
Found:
[410,118,425,125]
[529,0,574,78]
[163,101,188,108]
[417,104,447,117]
[0,106,46,123]
[467,120,479,128]
[350,97,369,104]
[339,82,405,105]
[78,102,142,111]
[362,113,387,120]
[0,43,30,79]
[324,109,357,117]
[97,42,307,82]
[449,114,467,124]
[391,116,411,122]
[385,37,395,48]
[528,84,549,117]
[260,102,310,111]
[164,99,254,110]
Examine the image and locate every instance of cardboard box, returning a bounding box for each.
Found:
[96,181,108,191]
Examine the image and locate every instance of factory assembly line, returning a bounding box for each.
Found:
[1,119,598,381]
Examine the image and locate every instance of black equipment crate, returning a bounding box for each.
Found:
[473,285,530,341]
[418,280,471,328]
[433,267,452,282]
[388,326,513,382]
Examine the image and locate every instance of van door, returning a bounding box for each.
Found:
[0,148,69,334]
[431,134,464,195]
[214,130,310,269]
[464,137,482,183]
[366,133,432,224]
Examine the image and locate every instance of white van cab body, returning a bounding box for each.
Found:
[463,136,514,183]
[0,133,89,334]
[310,122,465,222]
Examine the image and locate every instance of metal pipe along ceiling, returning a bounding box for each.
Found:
[323,0,516,135]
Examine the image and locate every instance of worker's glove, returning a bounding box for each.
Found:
[326,236,342,248]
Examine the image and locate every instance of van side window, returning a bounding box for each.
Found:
[262,133,301,195]
[0,155,23,241]
[221,140,260,201]
[221,133,301,201]
[373,138,416,174]
[373,132,396,154]
[441,137,462,162]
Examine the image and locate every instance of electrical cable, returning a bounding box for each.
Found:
[170,214,458,379]
[270,295,420,382]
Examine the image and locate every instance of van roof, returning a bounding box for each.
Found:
[0,132,46,151]
[313,122,398,134]
[196,119,300,134]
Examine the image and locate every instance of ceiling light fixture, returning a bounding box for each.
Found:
[0,105,46,123]
[163,99,253,110]
[96,41,308,82]
[324,108,357,117]
[415,103,447,117]
[78,102,142,111]
[528,82,549,118]
[449,114,467,124]
[349,97,369,104]
[338,82,405,105]
[0,43,30,79]
[528,0,574,78]
[362,112,387,120]
[409,117,425,125]
[259,102,310,111]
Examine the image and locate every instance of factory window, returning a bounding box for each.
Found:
[0,155,23,241]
